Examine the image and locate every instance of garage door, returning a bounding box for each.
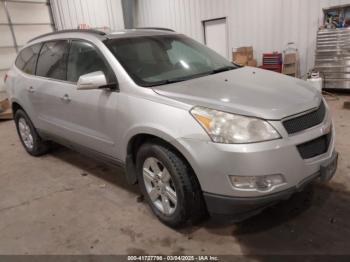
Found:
[0,0,55,92]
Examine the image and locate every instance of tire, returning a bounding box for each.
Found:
[136,141,206,228]
[14,109,50,156]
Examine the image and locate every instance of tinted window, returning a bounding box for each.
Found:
[15,43,42,75]
[67,40,113,83]
[36,40,69,81]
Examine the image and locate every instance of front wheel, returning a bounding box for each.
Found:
[136,141,206,228]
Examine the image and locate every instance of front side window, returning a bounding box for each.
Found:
[105,34,236,87]
[36,40,69,81]
[15,43,42,75]
[67,40,113,83]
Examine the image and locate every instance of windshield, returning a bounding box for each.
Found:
[104,34,237,87]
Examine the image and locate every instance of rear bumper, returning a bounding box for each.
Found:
[203,152,338,219]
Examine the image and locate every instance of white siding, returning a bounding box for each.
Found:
[50,0,125,31]
[135,0,350,76]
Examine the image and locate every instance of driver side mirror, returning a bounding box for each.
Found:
[77,71,108,90]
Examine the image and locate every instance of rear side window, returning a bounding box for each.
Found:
[67,40,114,83]
[15,43,42,75]
[36,40,69,81]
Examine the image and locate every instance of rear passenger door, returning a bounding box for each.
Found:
[33,40,74,137]
[13,43,42,126]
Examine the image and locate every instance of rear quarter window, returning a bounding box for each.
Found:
[15,43,42,75]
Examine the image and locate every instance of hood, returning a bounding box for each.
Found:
[152,67,321,120]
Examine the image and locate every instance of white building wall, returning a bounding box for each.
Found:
[135,0,350,76]
[50,0,125,31]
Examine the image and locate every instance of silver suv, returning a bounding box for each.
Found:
[5,29,338,227]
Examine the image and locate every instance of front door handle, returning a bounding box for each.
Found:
[60,94,71,103]
[28,86,35,93]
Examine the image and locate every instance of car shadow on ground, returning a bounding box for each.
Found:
[202,181,350,256]
[50,144,140,196]
[51,145,350,257]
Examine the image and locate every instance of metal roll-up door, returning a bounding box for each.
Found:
[0,0,55,92]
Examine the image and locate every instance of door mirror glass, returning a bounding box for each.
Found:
[77,71,107,90]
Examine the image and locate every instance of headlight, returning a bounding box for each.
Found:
[190,106,280,144]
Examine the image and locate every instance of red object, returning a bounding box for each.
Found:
[261,53,283,73]
[260,65,283,73]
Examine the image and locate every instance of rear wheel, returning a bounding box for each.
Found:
[14,109,50,156]
[136,141,206,228]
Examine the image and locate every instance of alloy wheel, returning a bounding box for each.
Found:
[142,157,178,215]
[18,117,34,150]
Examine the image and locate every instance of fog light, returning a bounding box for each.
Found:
[229,174,285,191]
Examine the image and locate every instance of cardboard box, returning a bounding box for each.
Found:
[0,109,12,120]
[237,46,253,54]
[233,46,256,66]
[247,59,257,67]
[0,99,10,111]
[233,52,249,66]
[237,46,253,60]
[0,99,12,120]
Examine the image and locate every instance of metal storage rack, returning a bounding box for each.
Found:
[314,28,350,90]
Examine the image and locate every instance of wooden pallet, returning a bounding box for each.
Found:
[0,109,13,120]
[0,99,13,120]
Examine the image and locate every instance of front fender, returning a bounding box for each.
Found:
[122,124,181,159]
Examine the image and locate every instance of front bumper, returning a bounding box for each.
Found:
[203,151,338,218]
[171,102,337,218]
[174,105,335,198]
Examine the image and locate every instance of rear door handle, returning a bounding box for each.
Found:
[28,86,35,93]
[60,94,71,103]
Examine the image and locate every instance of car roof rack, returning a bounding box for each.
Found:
[134,27,175,32]
[28,29,107,43]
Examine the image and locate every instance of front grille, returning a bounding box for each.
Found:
[283,101,326,134]
[297,132,332,159]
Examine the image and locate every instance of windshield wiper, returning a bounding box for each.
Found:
[149,72,213,87]
[211,65,237,74]
[147,66,237,87]
[147,77,188,87]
